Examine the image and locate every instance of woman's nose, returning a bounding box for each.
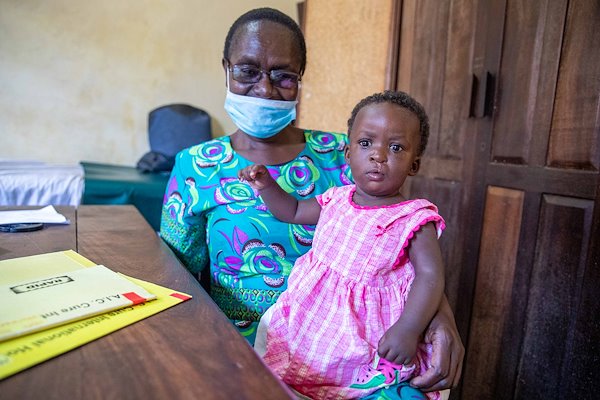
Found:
[251,72,275,98]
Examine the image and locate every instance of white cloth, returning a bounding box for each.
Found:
[0,161,84,206]
[253,303,272,358]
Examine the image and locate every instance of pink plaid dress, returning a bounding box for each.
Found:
[263,185,445,400]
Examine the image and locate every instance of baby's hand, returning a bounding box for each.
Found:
[378,323,420,366]
[238,165,274,191]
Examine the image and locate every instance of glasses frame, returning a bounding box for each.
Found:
[226,61,302,89]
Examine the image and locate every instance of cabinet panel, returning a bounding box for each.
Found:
[462,186,523,399]
[491,0,567,165]
[407,176,463,308]
[438,0,477,159]
[566,180,600,397]
[516,195,594,398]
[399,0,476,160]
[547,0,600,171]
[401,0,450,153]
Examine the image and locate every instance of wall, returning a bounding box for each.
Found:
[297,0,395,133]
[0,0,298,166]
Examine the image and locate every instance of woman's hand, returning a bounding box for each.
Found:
[409,295,464,392]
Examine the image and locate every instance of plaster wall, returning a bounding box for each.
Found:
[0,0,298,165]
[297,0,393,133]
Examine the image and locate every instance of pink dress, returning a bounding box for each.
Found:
[263,185,445,400]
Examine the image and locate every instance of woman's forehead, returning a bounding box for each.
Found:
[242,20,263,36]
[229,20,300,63]
[231,20,288,41]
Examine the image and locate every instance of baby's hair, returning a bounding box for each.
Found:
[347,90,430,156]
[223,8,307,75]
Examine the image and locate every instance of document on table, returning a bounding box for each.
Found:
[0,265,157,342]
[0,250,192,380]
[0,205,68,225]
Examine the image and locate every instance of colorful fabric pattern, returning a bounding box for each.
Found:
[363,382,427,400]
[263,185,444,400]
[160,130,351,343]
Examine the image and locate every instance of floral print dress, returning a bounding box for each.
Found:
[160,130,351,343]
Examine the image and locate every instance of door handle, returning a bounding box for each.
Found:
[469,71,496,118]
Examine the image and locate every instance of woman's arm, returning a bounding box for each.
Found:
[160,206,208,276]
[159,156,209,276]
[238,165,321,225]
[410,294,464,391]
[378,222,445,365]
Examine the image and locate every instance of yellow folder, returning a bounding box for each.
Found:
[0,250,192,380]
[0,264,158,342]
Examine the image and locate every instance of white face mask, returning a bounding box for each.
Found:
[223,71,298,139]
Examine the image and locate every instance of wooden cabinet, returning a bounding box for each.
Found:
[397,0,600,398]
[299,0,599,397]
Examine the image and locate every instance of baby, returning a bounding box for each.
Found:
[239,90,446,400]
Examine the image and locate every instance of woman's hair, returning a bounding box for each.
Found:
[223,8,307,74]
[347,90,430,156]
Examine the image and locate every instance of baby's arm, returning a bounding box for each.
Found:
[238,165,321,225]
[378,222,445,365]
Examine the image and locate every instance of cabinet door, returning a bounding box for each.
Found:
[398,0,600,398]
[396,0,479,339]
[464,0,600,398]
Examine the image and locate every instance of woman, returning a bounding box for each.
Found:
[160,7,463,393]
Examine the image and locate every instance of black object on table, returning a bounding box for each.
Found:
[0,223,44,233]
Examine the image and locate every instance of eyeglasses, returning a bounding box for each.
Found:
[227,63,301,89]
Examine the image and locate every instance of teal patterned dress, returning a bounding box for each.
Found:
[160,130,351,344]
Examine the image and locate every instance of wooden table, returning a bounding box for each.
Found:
[0,205,293,400]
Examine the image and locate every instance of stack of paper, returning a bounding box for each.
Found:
[0,250,192,380]
[0,265,157,342]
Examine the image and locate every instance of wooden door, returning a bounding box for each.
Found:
[396,0,479,336]
[397,0,600,398]
[463,0,600,398]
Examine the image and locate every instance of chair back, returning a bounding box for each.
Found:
[137,103,212,172]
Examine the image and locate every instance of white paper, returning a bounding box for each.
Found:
[0,205,69,225]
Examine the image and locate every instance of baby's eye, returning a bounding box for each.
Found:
[390,144,403,153]
[358,139,370,148]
